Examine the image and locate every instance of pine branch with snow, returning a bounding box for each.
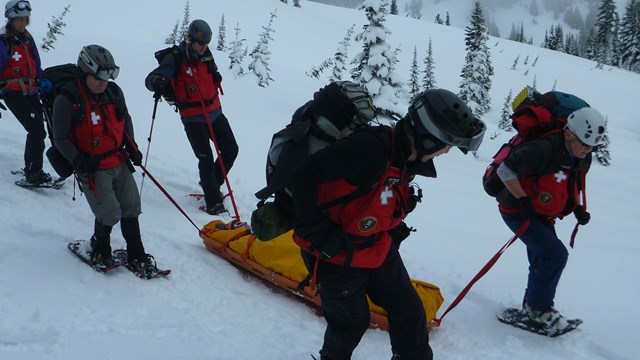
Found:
[40,5,71,52]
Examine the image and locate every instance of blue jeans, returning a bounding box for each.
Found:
[502,214,568,311]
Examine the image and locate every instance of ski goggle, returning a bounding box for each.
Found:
[15,0,31,10]
[94,66,120,81]
[411,101,486,153]
[5,0,31,17]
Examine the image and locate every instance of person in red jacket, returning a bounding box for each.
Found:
[496,106,606,334]
[291,89,486,360]
[52,45,159,278]
[145,19,238,216]
[0,0,51,184]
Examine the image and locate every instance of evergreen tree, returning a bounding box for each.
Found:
[594,118,611,166]
[217,14,226,51]
[618,0,640,72]
[331,25,356,82]
[165,20,180,45]
[487,17,500,37]
[564,7,585,30]
[498,89,514,132]
[390,0,398,15]
[228,23,248,77]
[511,55,520,70]
[306,58,333,79]
[352,0,399,109]
[593,0,619,65]
[435,13,443,24]
[458,1,493,116]
[408,46,420,99]
[180,0,191,42]
[407,0,422,19]
[422,38,437,90]
[293,0,301,7]
[529,0,539,17]
[41,5,70,52]
[280,0,287,3]
[445,12,451,26]
[249,10,277,87]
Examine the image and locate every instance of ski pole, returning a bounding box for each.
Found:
[140,94,160,195]
[192,70,241,222]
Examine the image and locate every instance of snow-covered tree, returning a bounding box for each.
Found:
[293,0,301,7]
[618,0,640,72]
[216,14,226,51]
[446,12,451,26]
[564,7,585,30]
[458,1,494,116]
[594,118,611,166]
[406,0,422,19]
[165,20,180,45]
[529,0,540,17]
[41,5,70,52]
[408,47,420,99]
[422,38,436,90]
[228,23,248,77]
[351,0,400,110]
[306,58,333,79]
[330,25,356,82]
[248,10,277,87]
[180,1,191,42]
[498,89,514,131]
[435,14,443,24]
[593,0,619,65]
[390,0,398,15]
[511,55,520,70]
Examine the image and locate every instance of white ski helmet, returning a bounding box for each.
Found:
[5,0,30,19]
[565,107,606,147]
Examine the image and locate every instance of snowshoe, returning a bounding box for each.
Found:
[114,250,171,280]
[13,169,64,190]
[497,307,582,337]
[68,240,125,273]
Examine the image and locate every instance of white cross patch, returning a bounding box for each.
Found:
[554,170,567,183]
[12,51,22,61]
[186,67,193,76]
[380,187,394,205]
[91,112,101,125]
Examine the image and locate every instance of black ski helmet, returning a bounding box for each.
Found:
[188,19,212,45]
[77,45,119,81]
[408,89,486,154]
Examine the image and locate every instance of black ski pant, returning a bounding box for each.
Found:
[307,246,432,360]
[3,92,47,173]
[183,113,238,208]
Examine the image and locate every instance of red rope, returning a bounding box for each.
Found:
[431,220,530,327]
[139,164,201,232]
[192,70,241,222]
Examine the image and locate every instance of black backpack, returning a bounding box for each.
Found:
[42,64,127,179]
[251,81,377,240]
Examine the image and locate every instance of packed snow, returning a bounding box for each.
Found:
[0,0,638,359]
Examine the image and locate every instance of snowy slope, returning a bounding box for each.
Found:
[1,0,638,359]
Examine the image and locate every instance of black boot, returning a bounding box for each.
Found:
[90,219,113,263]
[120,216,146,262]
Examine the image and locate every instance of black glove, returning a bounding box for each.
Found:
[574,205,590,225]
[152,77,166,93]
[295,218,350,259]
[74,154,100,174]
[213,71,222,86]
[129,150,143,166]
[388,221,415,248]
[518,196,536,222]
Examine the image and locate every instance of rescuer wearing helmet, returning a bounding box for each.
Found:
[145,19,238,216]
[290,88,486,360]
[496,101,606,335]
